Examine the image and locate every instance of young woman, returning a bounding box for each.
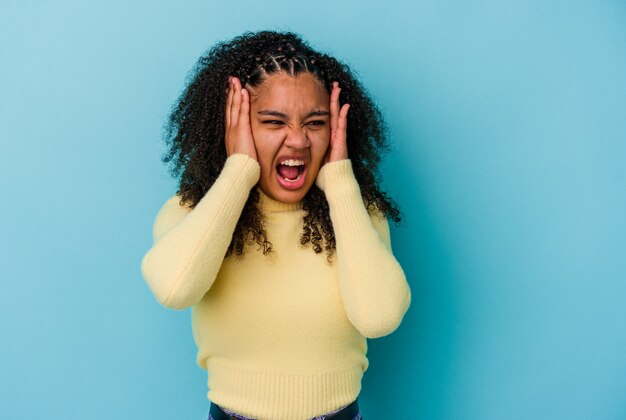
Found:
[140,30,411,420]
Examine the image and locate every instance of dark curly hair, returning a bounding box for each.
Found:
[161,30,401,259]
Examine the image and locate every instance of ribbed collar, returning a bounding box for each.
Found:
[256,187,304,212]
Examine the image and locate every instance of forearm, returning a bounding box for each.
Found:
[141,153,260,309]
[316,159,411,338]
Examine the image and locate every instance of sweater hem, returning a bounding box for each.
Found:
[205,361,363,420]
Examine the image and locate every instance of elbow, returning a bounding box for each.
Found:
[140,251,168,306]
[140,252,192,311]
[160,292,195,310]
[149,284,192,310]
[358,288,411,339]
[358,309,406,339]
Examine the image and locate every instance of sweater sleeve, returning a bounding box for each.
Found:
[140,153,260,310]
[315,159,411,338]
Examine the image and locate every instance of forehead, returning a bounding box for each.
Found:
[250,72,329,111]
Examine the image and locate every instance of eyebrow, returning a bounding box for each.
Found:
[257,110,330,118]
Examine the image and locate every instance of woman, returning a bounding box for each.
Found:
[140,30,411,420]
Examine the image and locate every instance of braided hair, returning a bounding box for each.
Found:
[162,30,401,259]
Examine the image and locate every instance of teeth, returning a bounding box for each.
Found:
[280,159,305,166]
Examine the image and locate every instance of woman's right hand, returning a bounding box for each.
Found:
[225,76,257,161]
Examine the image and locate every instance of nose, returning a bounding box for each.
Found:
[283,126,311,149]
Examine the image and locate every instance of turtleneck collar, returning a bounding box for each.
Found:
[256,187,304,212]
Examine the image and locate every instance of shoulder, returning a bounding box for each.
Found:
[151,193,193,242]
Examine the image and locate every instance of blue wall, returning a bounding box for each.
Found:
[1,1,625,419]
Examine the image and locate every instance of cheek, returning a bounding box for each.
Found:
[250,124,262,148]
[251,129,281,164]
[310,129,330,154]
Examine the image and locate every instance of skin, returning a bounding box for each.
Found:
[225,72,350,204]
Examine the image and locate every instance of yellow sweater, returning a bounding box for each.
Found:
[140,153,411,420]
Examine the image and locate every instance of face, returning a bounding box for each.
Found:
[247,72,330,204]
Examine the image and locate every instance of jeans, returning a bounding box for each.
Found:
[207,400,363,420]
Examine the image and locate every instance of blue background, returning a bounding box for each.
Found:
[2,1,625,419]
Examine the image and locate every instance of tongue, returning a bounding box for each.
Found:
[278,164,300,179]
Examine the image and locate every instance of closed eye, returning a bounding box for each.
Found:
[306,120,326,126]
[262,120,285,125]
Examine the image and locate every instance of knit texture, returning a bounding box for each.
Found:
[141,153,411,420]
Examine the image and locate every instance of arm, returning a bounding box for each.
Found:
[142,76,257,310]
[316,159,411,338]
[140,153,260,310]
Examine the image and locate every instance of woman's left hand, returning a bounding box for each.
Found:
[324,81,350,164]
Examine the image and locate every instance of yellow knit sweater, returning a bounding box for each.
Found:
[140,153,411,420]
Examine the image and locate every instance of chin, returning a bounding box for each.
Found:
[262,177,313,204]
[272,187,309,204]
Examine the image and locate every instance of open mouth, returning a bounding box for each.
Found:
[276,159,307,189]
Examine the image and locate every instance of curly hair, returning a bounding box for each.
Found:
[161,30,401,259]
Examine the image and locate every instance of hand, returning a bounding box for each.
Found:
[323,81,350,165]
[225,76,257,161]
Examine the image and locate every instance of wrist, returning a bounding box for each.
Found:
[224,153,261,189]
[315,159,357,193]
[328,150,348,162]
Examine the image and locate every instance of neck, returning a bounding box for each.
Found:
[256,187,304,212]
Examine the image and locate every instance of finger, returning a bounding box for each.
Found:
[225,77,233,128]
[329,81,340,131]
[239,88,251,126]
[337,103,350,138]
[333,104,350,159]
[337,103,350,140]
[230,77,242,126]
